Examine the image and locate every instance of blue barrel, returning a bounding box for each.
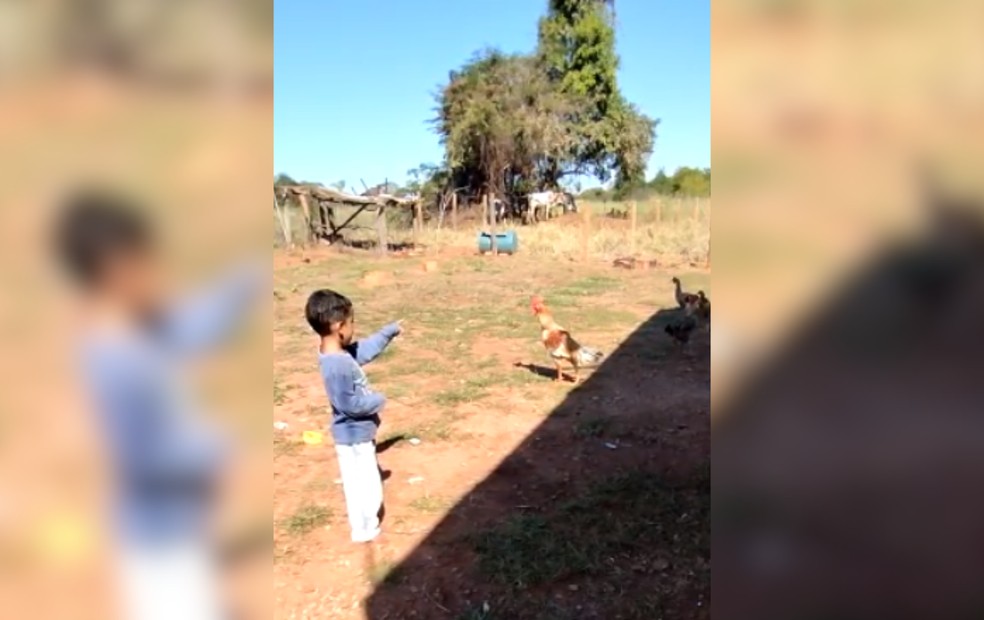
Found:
[477,230,518,255]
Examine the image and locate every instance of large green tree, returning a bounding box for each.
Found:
[536,0,655,188]
[647,167,710,197]
[434,0,654,197]
[436,50,577,197]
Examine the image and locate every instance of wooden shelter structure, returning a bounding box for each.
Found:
[276,184,422,254]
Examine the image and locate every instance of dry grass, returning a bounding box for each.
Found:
[274,196,710,264]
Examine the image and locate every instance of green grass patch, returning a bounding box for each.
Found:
[434,378,492,407]
[384,381,413,400]
[476,356,500,370]
[368,560,397,585]
[546,275,622,306]
[377,428,417,445]
[420,415,457,441]
[302,477,330,493]
[501,372,543,389]
[273,545,294,565]
[370,353,448,383]
[471,469,709,589]
[304,403,327,418]
[562,307,639,331]
[392,304,462,330]
[274,379,290,405]
[573,417,611,438]
[381,410,462,444]
[281,261,366,288]
[274,435,303,458]
[281,504,332,536]
[409,494,452,514]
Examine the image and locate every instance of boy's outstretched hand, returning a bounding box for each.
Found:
[394,319,404,335]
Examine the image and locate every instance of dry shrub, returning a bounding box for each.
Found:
[276,197,710,265]
[416,198,709,264]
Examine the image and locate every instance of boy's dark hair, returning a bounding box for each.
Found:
[52,189,154,288]
[305,289,353,336]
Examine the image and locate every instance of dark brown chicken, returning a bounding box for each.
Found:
[672,276,699,309]
[695,290,710,320]
[665,314,699,348]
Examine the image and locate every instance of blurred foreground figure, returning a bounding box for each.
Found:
[51,190,264,620]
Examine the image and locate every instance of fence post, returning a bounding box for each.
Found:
[451,192,458,230]
[581,201,592,261]
[630,200,638,256]
[375,205,388,256]
[413,200,423,246]
[297,192,314,243]
[486,193,498,255]
[274,193,292,247]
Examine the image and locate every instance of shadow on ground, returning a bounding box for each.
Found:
[342,239,420,252]
[365,307,711,619]
[714,192,984,619]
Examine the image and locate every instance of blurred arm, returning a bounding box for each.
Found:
[160,260,269,357]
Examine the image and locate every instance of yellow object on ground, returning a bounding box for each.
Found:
[302,430,323,445]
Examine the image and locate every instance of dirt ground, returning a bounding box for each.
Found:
[273,246,710,619]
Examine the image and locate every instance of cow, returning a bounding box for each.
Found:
[525,191,577,224]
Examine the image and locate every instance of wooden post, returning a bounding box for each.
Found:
[375,205,388,256]
[630,200,638,256]
[486,194,498,255]
[297,192,314,242]
[326,205,338,240]
[581,200,592,261]
[451,192,458,230]
[273,194,292,247]
[413,200,423,246]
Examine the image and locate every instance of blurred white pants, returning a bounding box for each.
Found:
[335,441,383,542]
[118,541,222,620]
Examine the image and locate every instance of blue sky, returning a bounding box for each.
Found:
[274,1,709,189]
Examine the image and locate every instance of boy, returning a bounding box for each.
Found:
[304,289,401,543]
[52,189,266,620]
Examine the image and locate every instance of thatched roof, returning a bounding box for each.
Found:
[282,185,417,208]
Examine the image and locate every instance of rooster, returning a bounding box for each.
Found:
[530,295,604,383]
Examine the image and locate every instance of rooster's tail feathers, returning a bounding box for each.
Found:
[577,346,604,365]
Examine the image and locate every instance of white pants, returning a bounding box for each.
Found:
[117,541,223,620]
[335,441,383,542]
